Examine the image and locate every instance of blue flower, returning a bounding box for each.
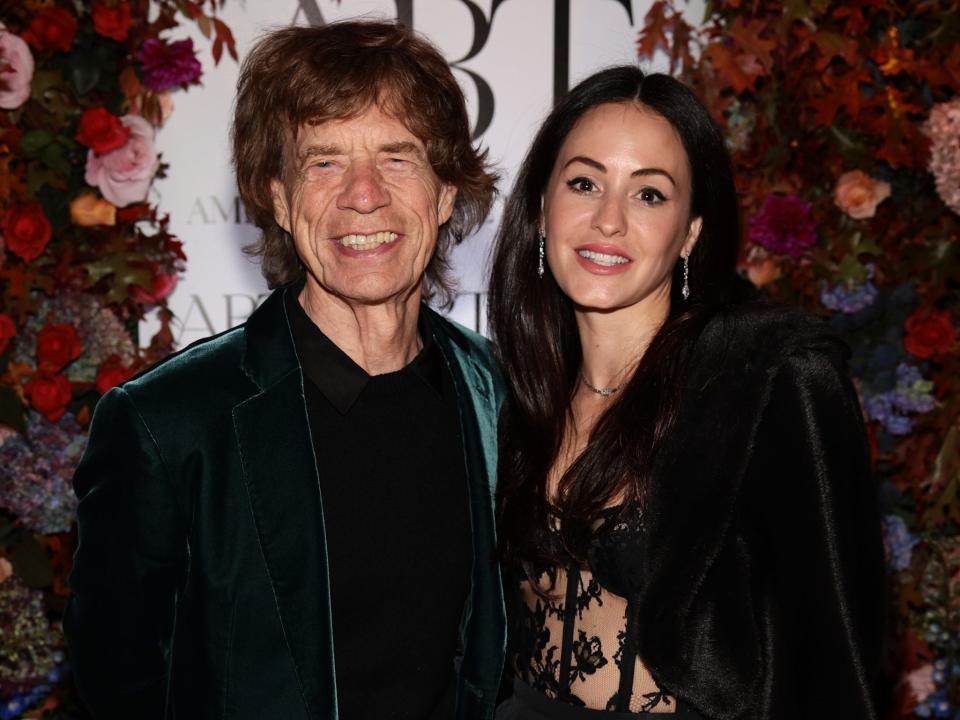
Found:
[883,514,918,571]
[820,277,879,314]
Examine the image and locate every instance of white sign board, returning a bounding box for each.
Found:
[145,0,703,346]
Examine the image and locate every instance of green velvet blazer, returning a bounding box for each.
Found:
[64,287,507,720]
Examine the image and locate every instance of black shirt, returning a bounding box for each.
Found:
[286,290,472,719]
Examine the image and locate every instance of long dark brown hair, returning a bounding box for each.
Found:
[488,66,742,566]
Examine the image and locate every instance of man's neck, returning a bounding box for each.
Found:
[298,282,422,375]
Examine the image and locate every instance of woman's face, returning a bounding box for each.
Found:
[541,102,701,315]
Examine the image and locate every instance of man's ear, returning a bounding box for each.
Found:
[270,179,291,234]
[437,184,457,226]
[683,216,703,257]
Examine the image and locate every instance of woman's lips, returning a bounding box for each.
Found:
[574,244,632,274]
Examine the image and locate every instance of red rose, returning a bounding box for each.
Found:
[92,1,132,42]
[25,371,72,422]
[904,308,957,359]
[76,107,131,154]
[36,322,82,373]
[23,7,78,53]
[2,203,52,262]
[0,313,15,355]
[131,269,178,305]
[95,359,134,395]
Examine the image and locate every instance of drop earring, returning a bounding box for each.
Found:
[537,228,545,278]
[681,253,690,300]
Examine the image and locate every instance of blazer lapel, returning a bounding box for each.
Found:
[428,311,507,711]
[232,288,337,720]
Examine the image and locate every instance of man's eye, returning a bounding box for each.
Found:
[312,160,334,169]
[639,188,666,204]
[566,177,596,193]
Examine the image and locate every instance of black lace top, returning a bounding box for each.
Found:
[509,505,691,714]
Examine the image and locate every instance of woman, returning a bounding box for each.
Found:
[488,66,884,719]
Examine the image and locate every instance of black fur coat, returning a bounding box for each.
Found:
[634,303,885,719]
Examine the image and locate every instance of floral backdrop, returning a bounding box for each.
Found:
[637,1,959,717]
[1,0,957,717]
[0,1,233,716]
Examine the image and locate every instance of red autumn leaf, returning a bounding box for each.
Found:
[705,42,765,94]
[832,6,869,35]
[809,70,864,126]
[810,30,859,68]
[726,18,777,73]
[212,17,238,62]
[636,0,671,61]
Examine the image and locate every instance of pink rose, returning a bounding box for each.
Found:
[905,664,935,703]
[834,170,891,220]
[84,114,158,207]
[0,25,35,110]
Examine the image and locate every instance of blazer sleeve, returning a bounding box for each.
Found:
[745,348,886,719]
[64,386,188,720]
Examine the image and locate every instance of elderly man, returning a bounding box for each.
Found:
[65,21,505,720]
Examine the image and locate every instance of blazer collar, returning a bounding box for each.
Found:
[240,285,300,391]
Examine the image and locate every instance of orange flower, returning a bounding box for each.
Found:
[70,193,117,226]
[834,170,891,220]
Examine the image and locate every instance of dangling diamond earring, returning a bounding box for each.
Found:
[537,228,545,278]
[681,253,690,300]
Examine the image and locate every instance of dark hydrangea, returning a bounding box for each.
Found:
[138,37,202,91]
[0,575,62,701]
[863,363,935,436]
[0,412,85,534]
[748,194,818,257]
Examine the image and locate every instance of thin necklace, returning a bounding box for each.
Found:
[579,371,625,397]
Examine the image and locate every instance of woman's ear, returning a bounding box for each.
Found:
[683,216,703,257]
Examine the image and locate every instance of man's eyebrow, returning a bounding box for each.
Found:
[379,141,425,159]
[299,144,342,161]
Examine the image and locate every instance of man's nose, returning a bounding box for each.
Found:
[336,161,390,213]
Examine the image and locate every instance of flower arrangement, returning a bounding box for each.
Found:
[638,2,959,716]
[0,1,233,714]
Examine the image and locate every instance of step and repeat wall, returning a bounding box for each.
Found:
[144,0,703,346]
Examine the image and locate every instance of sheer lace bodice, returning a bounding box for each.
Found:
[510,507,679,713]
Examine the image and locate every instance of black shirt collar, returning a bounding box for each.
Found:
[285,287,443,414]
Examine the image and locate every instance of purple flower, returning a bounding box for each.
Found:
[138,37,202,91]
[882,514,918,571]
[748,194,818,257]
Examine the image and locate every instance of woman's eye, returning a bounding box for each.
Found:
[639,187,666,204]
[566,177,596,193]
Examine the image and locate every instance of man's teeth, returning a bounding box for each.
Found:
[578,249,630,266]
[339,231,398,249]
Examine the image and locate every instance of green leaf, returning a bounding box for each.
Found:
[26,166,66,196]
[84,255,154,303]
[40,142,72,176]
[71,62,103,97]
[10,534,54,589]
[21,129,54,157]
[836,253,868,283]
[0,385,26,434]
[0,516,13,544]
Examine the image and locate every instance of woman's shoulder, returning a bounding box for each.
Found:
[689,299,850,387]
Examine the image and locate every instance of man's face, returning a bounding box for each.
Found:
[271,105,457,307]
